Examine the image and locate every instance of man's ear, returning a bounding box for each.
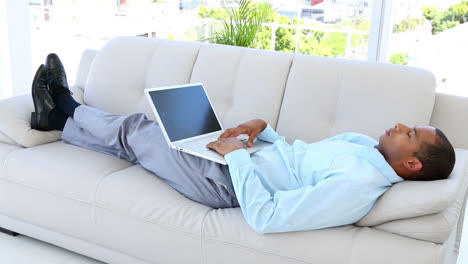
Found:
[403,157,423,173]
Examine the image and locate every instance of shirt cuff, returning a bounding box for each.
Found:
[258,124,280,143]
[225,149,252,169]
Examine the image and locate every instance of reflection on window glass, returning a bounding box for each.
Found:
[388,0,468,96]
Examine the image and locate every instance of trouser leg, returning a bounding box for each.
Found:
[61,105,239,209]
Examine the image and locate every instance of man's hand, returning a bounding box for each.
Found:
[206,137,246,156]
[219,119,267,148]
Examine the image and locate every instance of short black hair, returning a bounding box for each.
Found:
[414,128,456,181]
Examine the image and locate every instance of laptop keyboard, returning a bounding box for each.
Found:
[183,134,248,151]
[185,135,220,150]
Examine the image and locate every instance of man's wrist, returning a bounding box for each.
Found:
[223,146,243,156]
[225,149,252,168]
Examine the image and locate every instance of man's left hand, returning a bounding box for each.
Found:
[206,137,246,156]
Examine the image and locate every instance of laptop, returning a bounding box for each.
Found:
[144,83,272,165]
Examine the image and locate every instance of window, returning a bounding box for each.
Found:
[0,0,461,98]
[388,0,468,95]
[27,0,375,84]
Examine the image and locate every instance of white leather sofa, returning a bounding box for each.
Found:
[0,36,467,264]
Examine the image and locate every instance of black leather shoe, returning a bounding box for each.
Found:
[31,64,56,131]
[45,53,73,98]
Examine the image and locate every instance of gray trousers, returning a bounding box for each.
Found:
[61,105,240,209]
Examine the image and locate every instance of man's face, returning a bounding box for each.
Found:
[377,123,437,165]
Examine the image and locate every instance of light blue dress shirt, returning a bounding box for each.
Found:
[224,124,403,234]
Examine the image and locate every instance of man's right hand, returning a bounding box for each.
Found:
[219,119,267,148]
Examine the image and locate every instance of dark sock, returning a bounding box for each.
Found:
[55,91,81,118]
[48,109,68,131]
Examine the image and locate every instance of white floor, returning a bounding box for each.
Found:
[0,211,468,264]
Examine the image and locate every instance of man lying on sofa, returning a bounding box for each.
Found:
[30,54,456,234]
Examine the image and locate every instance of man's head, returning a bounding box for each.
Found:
[377,123,455,181]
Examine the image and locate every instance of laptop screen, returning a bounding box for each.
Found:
[148,84,222,142]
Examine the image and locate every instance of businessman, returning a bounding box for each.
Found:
[30,54,456,233]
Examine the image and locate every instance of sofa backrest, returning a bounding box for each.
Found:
[83,36,293,131]
[276,54,436,143]
[83,36,436,143]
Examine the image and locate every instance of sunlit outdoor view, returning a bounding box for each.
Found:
[28,0,467,95]
[28,0,373,84]
[388,0,468,96]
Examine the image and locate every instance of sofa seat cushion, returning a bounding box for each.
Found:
[1,140,213,263]
[0,143,23,178]
[93,165,213,263]
[201,208,441,264]
[95,164,211,234]
[4,141,133,203]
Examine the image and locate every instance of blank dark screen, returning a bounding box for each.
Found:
[149,85,222,142]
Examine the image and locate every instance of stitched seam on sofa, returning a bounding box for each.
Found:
[0,178,204,239]
[94,206,204,239]
[0,129,21,147]
[373,229,446,245]
[188,44,202,82]
[274,55,294,130]
[346,227,363,264]
[231,50,244,95]
[381,229,452,234]
[369,201,451,224]
[92,164,137,227]
[330,63,346,134]
[200,236,315,264]
[200,207,214,264]
[1,147,25,180]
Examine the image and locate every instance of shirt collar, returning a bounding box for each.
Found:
[360,146,404,184]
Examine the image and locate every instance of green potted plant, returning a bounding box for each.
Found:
[208,0,275,48]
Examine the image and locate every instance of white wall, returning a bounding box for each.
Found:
[0,0,32,100]
[0,0,13,99]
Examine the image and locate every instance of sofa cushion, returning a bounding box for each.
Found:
[140,39,202,120]
[356,148,468,228]
[84,36,158,115]
[276,54,436,143]
[0,95,62,148]
[4,141,133,203]
[0,143,22,178]
[0,141,133,250]
[190,44,293,130]
[94,165,212,263]
[84,37,203,120]
[201,207,441,264]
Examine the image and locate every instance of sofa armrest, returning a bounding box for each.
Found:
[75,49,98,91]
[356,148,468,227]
[0,94,60,148]
[0,86,84,148]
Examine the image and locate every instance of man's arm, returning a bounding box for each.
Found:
[256,123,285,144]
[219,119,285,145]
[224,150,373,233]
[207,119,286,156]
